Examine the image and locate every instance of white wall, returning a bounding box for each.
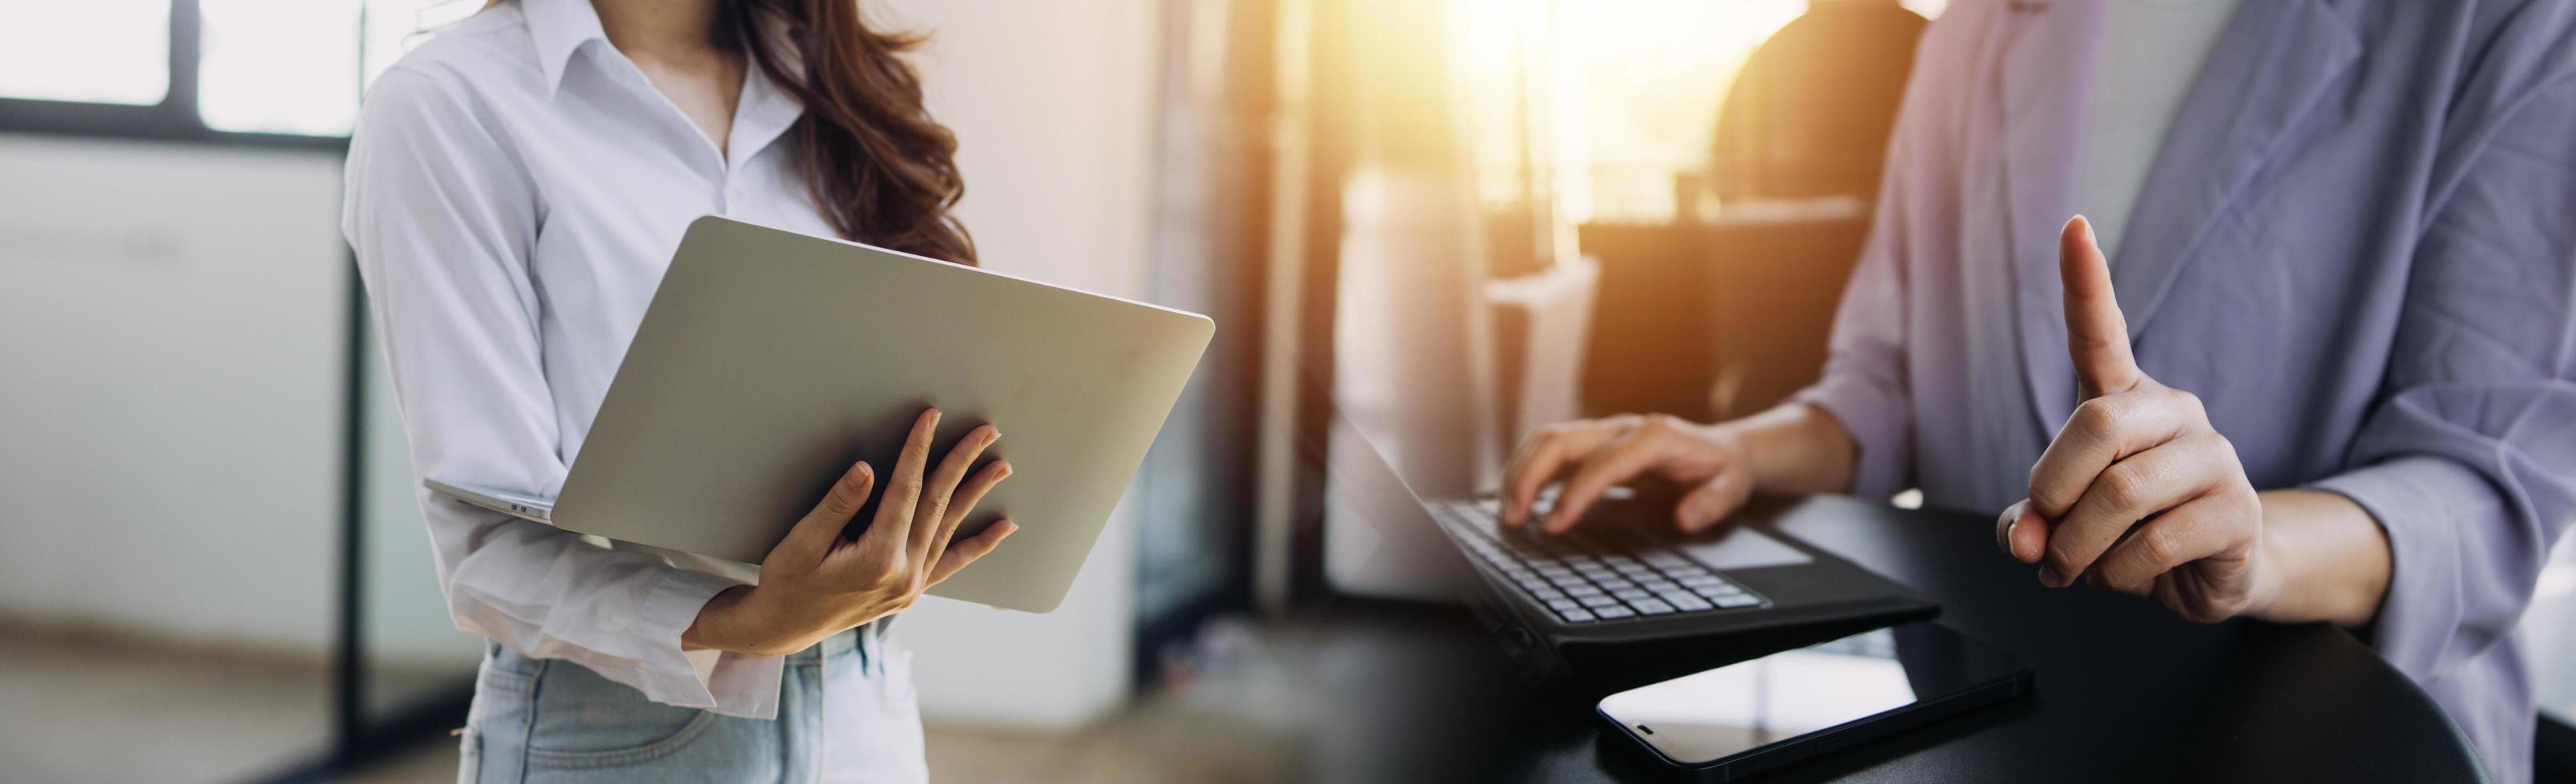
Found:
[877,0,1166,730]
[0,135,346,654]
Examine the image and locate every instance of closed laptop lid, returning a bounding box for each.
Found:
[553,216,1212,613]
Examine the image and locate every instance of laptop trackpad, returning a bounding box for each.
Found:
[1677,526,1814,570]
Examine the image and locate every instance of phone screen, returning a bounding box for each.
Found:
[1597,622,2026,766]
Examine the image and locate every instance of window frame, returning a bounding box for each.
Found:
[0,2,458,778]
[0,0,349,150]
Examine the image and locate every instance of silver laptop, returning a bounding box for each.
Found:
[428,215,1212,613]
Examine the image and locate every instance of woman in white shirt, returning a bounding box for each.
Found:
[342,0,1015,780]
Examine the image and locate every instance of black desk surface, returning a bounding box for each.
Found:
[1314,495,2486,783]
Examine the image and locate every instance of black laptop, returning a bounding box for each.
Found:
[1420,490,1938,687]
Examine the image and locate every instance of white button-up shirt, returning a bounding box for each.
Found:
[342,0,917,753]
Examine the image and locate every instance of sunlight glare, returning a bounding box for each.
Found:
[0,1,171,105]
[199,0,363,135]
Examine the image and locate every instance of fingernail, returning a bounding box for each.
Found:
[997,462,1014,478]
[2041,565,2063,588]
[2004,518,2019,550]
[999,520,1020,535]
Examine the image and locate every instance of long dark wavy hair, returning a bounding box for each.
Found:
[492,0,974,264]
[723,0,973,265]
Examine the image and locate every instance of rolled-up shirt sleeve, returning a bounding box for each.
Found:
[1794,125,1917,499]
[342,67,784,718]
[2310,74,2576,683]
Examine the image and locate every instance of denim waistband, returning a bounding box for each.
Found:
[781,622,870,666]
[482,620,880,675]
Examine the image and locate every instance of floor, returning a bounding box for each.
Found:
[336,615,1343,783]
[0,625,332,784]
[0,623,462,784]
[334,690,1301,783]
[338,702,1298,784]
[1,614,1406,784]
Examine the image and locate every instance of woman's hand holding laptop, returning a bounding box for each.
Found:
[679,408,1018,657]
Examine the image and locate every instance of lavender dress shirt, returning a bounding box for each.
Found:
[1794,1,2576,778]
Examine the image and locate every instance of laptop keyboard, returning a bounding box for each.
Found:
[1430,499,1770,625]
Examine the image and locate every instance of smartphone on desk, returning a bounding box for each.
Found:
[1596,622,2031,781]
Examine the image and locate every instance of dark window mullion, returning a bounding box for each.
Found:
[165,0,200,126]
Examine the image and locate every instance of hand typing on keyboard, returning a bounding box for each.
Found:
[1501,414,1757,534]
[1433,500,1771,623]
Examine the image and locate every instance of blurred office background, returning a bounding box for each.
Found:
[1,1,2568,782]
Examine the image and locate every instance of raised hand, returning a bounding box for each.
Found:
[1995,217,2276,622]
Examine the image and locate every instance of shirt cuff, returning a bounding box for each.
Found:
[1794,373,1910,499]
[627,568,785,719]
[2307,455,2496,679]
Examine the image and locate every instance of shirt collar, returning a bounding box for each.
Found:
[519,0,804,164]
[725,14,806,166]
[522,0,609,96]
[729,62,804,168]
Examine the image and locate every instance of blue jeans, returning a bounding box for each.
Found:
[457,626,924,783]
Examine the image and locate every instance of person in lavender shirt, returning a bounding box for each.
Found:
[1500,1,2576,781]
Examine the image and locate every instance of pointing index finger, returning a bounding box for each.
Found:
[2060,215,2142,399]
